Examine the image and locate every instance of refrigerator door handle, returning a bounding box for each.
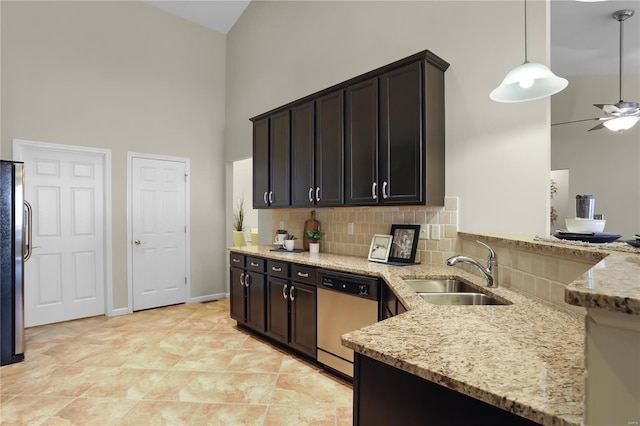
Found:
[23,200,32,262]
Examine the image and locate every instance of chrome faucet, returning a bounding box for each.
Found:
[446,241,498,287]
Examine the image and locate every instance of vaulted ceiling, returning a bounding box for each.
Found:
[144,0,639,77]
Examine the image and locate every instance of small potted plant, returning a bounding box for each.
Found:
[232,197,247,247]
[305,229,325,254]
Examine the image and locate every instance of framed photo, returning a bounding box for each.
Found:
[368,234,393,263]
[388,224,420,264]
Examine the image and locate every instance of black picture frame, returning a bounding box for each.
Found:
[388,224,420,263]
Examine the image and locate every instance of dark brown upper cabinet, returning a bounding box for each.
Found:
[253,112,291,209]
[345,78,378,205]
[378,61,425,205]
[291,102,315,207]
[252,118,270,208]
[251,49,448,209]
[314,91,344,206]
[291,92,344,207]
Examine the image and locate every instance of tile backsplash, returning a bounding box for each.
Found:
[271,196,459,264]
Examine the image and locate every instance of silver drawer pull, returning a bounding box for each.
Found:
[250,262,259,267]
[297,272,309,278]
[232,258,240,263]
[272,266,282,272]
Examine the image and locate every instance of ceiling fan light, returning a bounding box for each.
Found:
[490,62,569,103]
[602,116,640,131]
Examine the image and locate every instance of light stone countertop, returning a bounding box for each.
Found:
[229,239,640,426]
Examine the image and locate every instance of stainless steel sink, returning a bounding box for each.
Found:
[403,278,478,293]
[418,292,507,306]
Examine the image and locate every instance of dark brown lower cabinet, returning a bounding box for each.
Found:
[229,254,266,333]
[380,281,406,320]
[266,277,317,358]
[353,354,539,426]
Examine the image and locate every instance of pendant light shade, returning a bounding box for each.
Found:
[490,62,568,103]
[490,0,568,103]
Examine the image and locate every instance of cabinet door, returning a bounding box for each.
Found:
[379,62,424,204]
[345,78,378,205]
[229,267,246,322]
[265,276,289,345]
[289,282,317,358]
[315,91,344,206]
[245,271,266,332]
[252,118,270,208]
[291,102,315,207]
[269,110,291,207]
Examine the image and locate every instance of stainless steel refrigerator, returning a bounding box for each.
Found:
[1,160,31,366]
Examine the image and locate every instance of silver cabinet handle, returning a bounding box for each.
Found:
[297,271,309,278]
[240,272,245,286]
[371,182,377,200]
[268,191,274,204]
[134,240,141,246]
[308,187,314,203]
[23,201,33,262]
[315,187,321,202]
[289,286,295,301]
[245,274,251,287]
[232,258,240,263]
[263,191,268,204]
[382,181,389,199]
[250,262,259,267]
[282,284,288,300]
[272,266,282,272]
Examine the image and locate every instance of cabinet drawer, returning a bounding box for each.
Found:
[267,260,289,278]
[247,257,265,273]
[291,264,316,285]
[230,253,245,268]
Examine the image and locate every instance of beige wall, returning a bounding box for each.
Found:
[551,74,640,239]
[1,1,228,309]
[224,0,552,237]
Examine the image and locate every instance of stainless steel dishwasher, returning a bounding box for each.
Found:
[316,270,379,378]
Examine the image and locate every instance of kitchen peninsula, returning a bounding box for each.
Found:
[229,234,640,426]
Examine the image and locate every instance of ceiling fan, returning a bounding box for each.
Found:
[553,9,640,132]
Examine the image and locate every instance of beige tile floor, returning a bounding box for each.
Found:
[0,299,353,425]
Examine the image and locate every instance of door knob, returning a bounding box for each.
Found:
[134,240,141,245]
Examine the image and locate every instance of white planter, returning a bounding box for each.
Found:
[232,231,247,247]
[309,242,320,254]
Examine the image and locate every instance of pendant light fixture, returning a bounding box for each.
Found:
[490,0,568,103]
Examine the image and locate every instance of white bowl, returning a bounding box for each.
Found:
[565,218,606,233]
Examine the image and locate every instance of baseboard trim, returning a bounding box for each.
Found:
[107,307,132,317]
[189,293,228,304]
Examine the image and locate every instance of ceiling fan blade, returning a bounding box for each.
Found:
[593,104,622,114]
[588,122,607,132]
[551,118,601,126]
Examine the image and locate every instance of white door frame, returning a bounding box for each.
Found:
[127,152,191,310]
[12,138,115,316]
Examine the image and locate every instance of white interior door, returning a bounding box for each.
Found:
[18,143,106,327]
[131,157,187,311]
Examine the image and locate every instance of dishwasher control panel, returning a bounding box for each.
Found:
[319,270,379,301]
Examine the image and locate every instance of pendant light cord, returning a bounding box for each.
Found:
[618,15,624,102]
[523,0,529,63]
